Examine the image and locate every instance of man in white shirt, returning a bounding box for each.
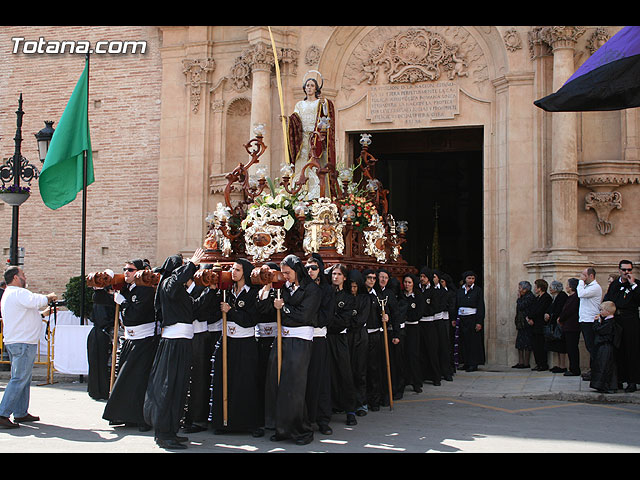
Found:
[577,267,602,380]
[0,266,56,429]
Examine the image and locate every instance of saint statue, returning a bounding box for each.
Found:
[286,71,336,199]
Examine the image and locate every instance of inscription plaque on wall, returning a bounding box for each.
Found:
[367,81,459,125]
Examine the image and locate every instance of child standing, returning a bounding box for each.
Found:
[589,301,619,394]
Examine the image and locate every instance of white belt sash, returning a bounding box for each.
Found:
[124,322,156,340]
[458,307,478,316]
[193,320,208,334]
[225,321,255,338]
[162,322,194,339]
[313,327,327,338]
[256,322,277,338]
[281,325,314,341]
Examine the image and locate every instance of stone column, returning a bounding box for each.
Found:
[543,26,585,258]
[245,38,274,172]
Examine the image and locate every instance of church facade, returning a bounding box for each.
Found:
[1,25,637,367]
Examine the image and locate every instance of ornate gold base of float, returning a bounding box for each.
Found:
[201,130,416,279]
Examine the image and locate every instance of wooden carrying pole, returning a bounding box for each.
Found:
[380,299,393,410]
[109,304,120,392]
[222,290,228,426]
[277,288,282,384]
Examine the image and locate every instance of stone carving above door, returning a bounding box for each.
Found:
[343,26,489,100]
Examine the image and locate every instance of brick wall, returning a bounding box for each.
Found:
[0,26,162,300]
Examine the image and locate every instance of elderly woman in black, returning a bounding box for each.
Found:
[513,280,535,369]
[262,254,321,446]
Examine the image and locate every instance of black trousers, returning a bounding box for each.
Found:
[563,331,581,375]
[532,331,548,369]
[580,322,595,370]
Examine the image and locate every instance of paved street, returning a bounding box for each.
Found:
[2,366,640,453]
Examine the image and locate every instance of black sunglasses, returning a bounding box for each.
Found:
[123,267,137,272]
[306,265,319,271]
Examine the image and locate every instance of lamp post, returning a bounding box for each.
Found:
[0,94,51,266]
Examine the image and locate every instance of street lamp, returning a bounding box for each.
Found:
[0,94,45,266]
[35,120,55,163]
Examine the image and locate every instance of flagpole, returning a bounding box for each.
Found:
[80,53,90,324]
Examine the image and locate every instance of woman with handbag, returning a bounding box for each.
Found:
[544,280,568,373]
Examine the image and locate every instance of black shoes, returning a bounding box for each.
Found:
[318,424,333,435]
[156,436,188,450]
[346,414,357,426]
[625,384,637,393]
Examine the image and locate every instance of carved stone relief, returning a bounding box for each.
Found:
[503,28,522,52]
[585,191,622,235]
[182,58,215,113]
[342,26,489,102]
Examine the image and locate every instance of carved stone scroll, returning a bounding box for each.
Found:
[585,191,622,235]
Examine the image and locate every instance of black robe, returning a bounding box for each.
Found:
[455,283,486,368]
[590,315,618,392]
[306,280,333,428]
[209,285,261,432]
[184,284,221,428]
[87,288,116,400]
[347,285,370,412]
[262,279,321,443]
[326,287,357,415]
[604,279,640,385]
[399,290,424,390]
[143,260,209,441]
[364,288,385,409]
[102,282,157,426]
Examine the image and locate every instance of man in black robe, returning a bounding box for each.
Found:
[362,269,385,411]
[87,286,116,400]
[262,254,321,446]
[604,260,640,392]
[455,271,485,372]
[418,267,436,382]
[304,253,334,435]
[326,263,357,426]
[103,259,157,431]
[143,249,208,450]
[347,269,370,417]
[183,264,221,434]
[375,268,402,402]
[210,258,262,436]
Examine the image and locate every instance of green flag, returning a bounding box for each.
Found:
[39,58,94,210]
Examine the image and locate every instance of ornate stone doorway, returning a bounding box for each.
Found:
[350,127,484,284]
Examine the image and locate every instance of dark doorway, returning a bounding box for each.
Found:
[350,127,484,286]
